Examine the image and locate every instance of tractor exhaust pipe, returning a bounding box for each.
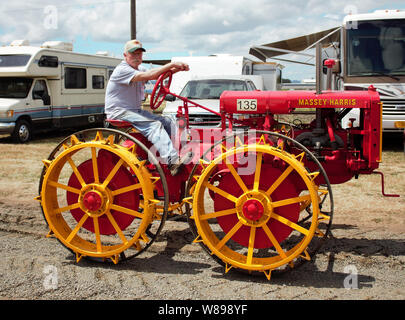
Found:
[314,43,324,135]
[315,43,322,95]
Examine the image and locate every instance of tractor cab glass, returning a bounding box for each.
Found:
[0,77,33,98]
[347,19,405,76]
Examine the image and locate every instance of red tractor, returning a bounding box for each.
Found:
[37,67,390,280]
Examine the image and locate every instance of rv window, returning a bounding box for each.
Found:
[38,55,58,68]
[65,67,87,89]
[92,75,105,89]
[0,77,33,98]
[0,55,31,67]
[347,19,405,76]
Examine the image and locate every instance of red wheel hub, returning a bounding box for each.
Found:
[242,199,264,221]
[82,191,102,212]
[214,164,301,249]
[66,150,140,235]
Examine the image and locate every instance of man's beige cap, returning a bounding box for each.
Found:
[124,39,146,53]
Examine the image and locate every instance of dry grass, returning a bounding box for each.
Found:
[331,133,405,233]
[0,131,70,207]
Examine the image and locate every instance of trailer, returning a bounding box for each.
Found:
[0,40,122,142]
[145,54,283,95]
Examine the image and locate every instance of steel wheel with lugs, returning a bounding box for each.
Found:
[186,131,333,280]
[37,128,168,263]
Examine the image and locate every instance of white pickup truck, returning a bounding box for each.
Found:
[162,75,262,127]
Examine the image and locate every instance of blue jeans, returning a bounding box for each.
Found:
[113,109,178,164]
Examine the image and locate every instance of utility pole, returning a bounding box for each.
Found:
[131,0,136,39]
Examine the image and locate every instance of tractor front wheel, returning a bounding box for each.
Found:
[38,128,168,263]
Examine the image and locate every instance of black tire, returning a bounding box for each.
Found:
[13,119,32,143]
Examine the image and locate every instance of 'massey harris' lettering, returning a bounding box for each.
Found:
[298,98,357,106]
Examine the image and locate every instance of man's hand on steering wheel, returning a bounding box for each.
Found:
[150,62,189,110]
[170,62,190,74]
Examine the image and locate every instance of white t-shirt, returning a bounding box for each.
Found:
[105,61,146,119]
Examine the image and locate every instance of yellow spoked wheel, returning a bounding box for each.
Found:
[186,131,333,280]
[38,128,168,263]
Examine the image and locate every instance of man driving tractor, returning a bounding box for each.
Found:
[105,39,191,175]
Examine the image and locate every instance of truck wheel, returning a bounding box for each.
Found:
[13,119,32,143]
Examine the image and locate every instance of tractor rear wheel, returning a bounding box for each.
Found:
[186,131,333,279]
[38,128,168,263]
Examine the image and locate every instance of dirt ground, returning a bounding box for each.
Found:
[0,130,404,302]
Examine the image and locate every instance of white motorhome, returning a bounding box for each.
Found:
[0,40,122,142]
[250,9,405,132]
[340,9,405,131]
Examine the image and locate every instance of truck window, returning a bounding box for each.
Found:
[247,81,257,90]
[32,80,49,101]
[277,69,282,85]
[180,79,248,99]
[38,55,58,68]
[92,75,105,89]
[0,55,31,67]
[0,77,33,98]
[64,67,87,89]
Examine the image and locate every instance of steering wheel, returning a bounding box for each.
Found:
[150,70,173,110]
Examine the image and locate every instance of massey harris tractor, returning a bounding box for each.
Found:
[37,67,387,280]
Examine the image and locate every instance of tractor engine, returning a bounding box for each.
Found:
[219,85,382,185]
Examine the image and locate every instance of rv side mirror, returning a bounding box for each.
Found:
[332,59,341,74]
[322,59,331,75]
[165,94,176,102]
[42,93,51,105]
[322,59,341,74]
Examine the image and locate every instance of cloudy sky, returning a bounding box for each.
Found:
[1,0,405,80]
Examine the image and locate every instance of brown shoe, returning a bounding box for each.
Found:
[168,152,193,176]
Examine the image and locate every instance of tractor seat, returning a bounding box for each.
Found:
[106,119,133,128]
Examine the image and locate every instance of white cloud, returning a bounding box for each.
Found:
[1,0,405,79]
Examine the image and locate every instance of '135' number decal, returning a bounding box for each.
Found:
[237,99,257,111]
